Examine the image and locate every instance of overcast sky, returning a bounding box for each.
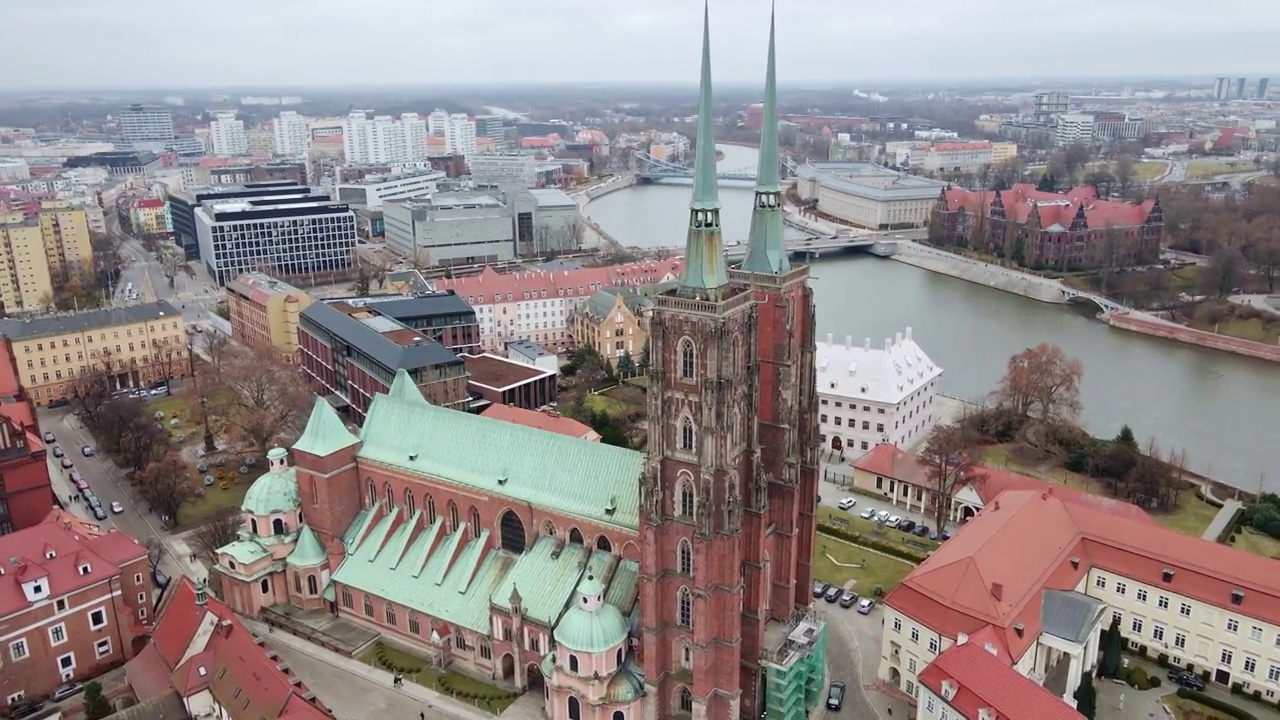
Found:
[4,0,1276,88]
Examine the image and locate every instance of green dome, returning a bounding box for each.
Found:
[605,664,644,702]
[242,466,300,515]
[553,576,628,653]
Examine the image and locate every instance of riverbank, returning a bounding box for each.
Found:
[1104,312,1280,363]
[574,173,636,207]
[889,242,1066,303]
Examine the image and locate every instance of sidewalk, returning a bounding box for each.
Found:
[240,617,492,720]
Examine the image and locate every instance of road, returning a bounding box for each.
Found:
[106,210,222,326]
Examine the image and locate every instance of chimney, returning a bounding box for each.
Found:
[826,333,833,345]
[1014,622,1025,638]
[845,335,852,350]
[990,582,1003,600]
[956,632,969,646]
[895,331,903,346]
[1069,556,1080,569]
[905,326,913,340]
[884,338,891,352]
[863,338,871,351]
[1162,568,1176,583]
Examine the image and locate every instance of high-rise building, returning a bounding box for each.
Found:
[474,114,505,145]
[1214,77,1231,100]
[1259,78,1272,100]
[0,201,93,314]
[273,110,311,156]
[119,103,175,150]
[210,111,248,156]
[194,193,356,285]
[342,112,437,163]
[1032,91,1069,119]
[1236,77,1248,100]
[428,109,448,137]
[400,112,429,161]
[634,7,823,719]
[445,113,477,156]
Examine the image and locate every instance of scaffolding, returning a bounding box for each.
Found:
[760,607,828,720]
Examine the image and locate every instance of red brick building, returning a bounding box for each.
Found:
[930,184,1163,271]
[0,511,152,705]
[0,340,53,534]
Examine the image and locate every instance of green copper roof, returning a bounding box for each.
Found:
[387,368,429,405]
[357,390,644,530]
[490,538,593,626]
[740,3,792,276]
[241,466,300,515]
[331,510,513,634]
[604,559,640,615]
[605,663,645,702]
[286,524,327,567]
[292,398,359,457]
[553,594,629,653]
[219,539,270,565]
[677,1,729,296]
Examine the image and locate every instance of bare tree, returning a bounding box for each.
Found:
[135,452,195,526]
[212,345,312,453]
[1199,247,1247,298]
[192,508,242,560]
[1113,154,1136,194]
[991,344,1085,424]
[152,339,185,394]
[119,411,168,472]
[199,331,232,379]
[918,422,985,532]
[70,366,116,426]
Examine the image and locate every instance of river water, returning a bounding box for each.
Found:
[585,145,1280,491]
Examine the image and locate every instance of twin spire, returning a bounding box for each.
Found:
[677,2,790,297]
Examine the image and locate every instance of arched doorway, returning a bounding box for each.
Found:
[526,662,544,691]
[500,653,515,681]
[887,667,902,688]
[960,505,976,522]
[830,436,843,452]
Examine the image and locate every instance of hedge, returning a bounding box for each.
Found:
[817,523,928,564]
[1176,688,1257,720]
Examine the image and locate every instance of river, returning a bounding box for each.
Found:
[584,144,1280,492]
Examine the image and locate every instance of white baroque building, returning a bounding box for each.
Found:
[815,328,943,458]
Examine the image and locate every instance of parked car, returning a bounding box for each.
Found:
[81,445,95,457]
[899,519,917,533]
[149,387,166,396]
[856,598,876,614]
[912,525,931,537]
[51,682,84,702]
[859,507,876,520]
[74,478,90,492]
[111,501,124,514]
[823,585,844,603]
[838,591,859,608]
[886,515,902,529]
[47,398,70,409]
[91,505,108,521]
[812,581,830,598]
[52,446,64,458]
[152,567,170,589]
[69,469,82,482]
[1169,670,1205,691]
[826,682,846,710]
[837,497,856,510]
[43,431,55,443]
[875,510,890,523]
[929,529,952,542]
[8,701,44,719]
[60,457,73,469]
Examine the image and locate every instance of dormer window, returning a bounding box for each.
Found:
[45,550,56,560]
[941,679,956,700]
[78,564,91,576]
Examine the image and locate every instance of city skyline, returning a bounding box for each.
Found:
[3,0,1276,89]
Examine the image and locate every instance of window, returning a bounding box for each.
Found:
[341,588,353,609]
[385,483,395,509]
[1174,632,1187,650]
[1180,603,1192,618]
[568,696,581,720]
[678,338,696,381]
[678,539,693,575]
[678,687,693,713]
[405,489,415,516]
[892,617,901,633]
[679,478,695,517]
[1268,665,1280,684]
[385,605,397,626]
[272,517,285,535]
[366,479,376,507]
[569,654,579,673]
[1227,619,1240,634]
[470,507,481,539]
[907,658,917,673]
[57,653,75,671]
[49,624,67,646]
[905,680,916,697]
[613,712,625,720]
[88,607,107,630]
[1136,589,1148,603]
[928,637,939,654]
[1245,656,1258,675]
[1131,618,1144,634]
[408,614,420,635]
[1094,576,1107,590]
[679,416,695,452]
[479,643,491,660]
[1152,625,1165,642]
[95,638,111,659]
[9,639,28,661]
[454,635,466,650]
[363,595,374,617]
[307,575,318,595]
[677,587,692,628]
[293,573,302,595]
[1221,648,1235,666]
[910,627,919,643]
[1252,626,1264,642]
[1115,581,1127,596]
[1158,595,1170,610]
[926,697,936,713]
[260,578,270,594]
[449,502,460,532]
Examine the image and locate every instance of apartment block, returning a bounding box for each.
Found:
[0,300,187,405]
[225,272,313,359]
[273,111,311,156]
[333,168,445,209]
[0,201,93,314]
[211,112,249,156]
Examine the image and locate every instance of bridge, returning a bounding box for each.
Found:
[632,151,800,183]
[1062,289,1128,314]
[652,235,886,259]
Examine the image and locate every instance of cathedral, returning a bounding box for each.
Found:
[212,6,824,719]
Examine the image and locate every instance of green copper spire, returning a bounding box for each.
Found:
[677,1,728,296]
[740,2,792,275]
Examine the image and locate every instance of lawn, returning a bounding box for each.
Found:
[976,443,1220,538]
[145,394,194,441]
[817,505,939,554]
[180,473,252,527]
[813,535,916,596]
[1185,159,1255,180]
[1130,161,1170,182]
[583,393,627,417]
[1162,693,1236,720]
[358,641,517,714]
[1229,527,1280,560]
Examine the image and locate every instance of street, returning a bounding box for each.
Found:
[106,210,222,326]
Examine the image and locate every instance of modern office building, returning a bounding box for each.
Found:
[383,192,515,267]
[814,329,943,459]
[1032,91,1069,120]
[194,194,356,286]
[794,162,948,230]
[1236,77,1248,100]
[225,272,314,359]
[169,181,320,259]
[0,201,93,314]
[210,112,248,156]
[273,111,311,156]
[1258,78,1271,100]
[0,300,187,405]
[460,352,557,410]
[513,188,580,256]
[474,114,505,145]
[1054,113,1096,145]
[469,153,539,186]
[119,104,175,151]
[1214,77,1231,100]
[331,292,480,354]
[333,168,445,209]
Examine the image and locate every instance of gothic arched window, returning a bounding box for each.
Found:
[426,494,436,524]
[677,587,692,628]
[469,507,481,539]
[384,483,395,509]
[307,574,318,595]
[679,416,695,452]
[448,502,459,532]
[678,337,696,381]
[678,538,693,575]
[678,686,693,713]
[679,476,695,518]
[405,489,416,517]
[366,479,376,508]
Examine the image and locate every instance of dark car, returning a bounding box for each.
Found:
[823,585,843,603]
[1169,670,1205,691]
[929,529,952,542]
[91,505,108,521]
[838,591,859,608]
[899,519,917,533]
[913,524,931,537]
[43,431,55,443]
[8,701,44,719]
[152,566,170,589]
[813,581,829,598]
[47,398,70,409]
[826,681,846,710]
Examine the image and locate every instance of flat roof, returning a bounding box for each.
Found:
[507,339,552,359]
[0,301,183,341]
[527,188,575,208]
[302,300,460,372]
[798,161,948,200]
[336,292,474,320]
[460,352,554,391]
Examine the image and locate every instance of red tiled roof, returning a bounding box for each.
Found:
[888,489,1280,664]
[126,644,176,703]
[852,443,933,490]
[918,640,1083,720]
[0,516,147,617]
[929,141,993,153]
[942,184,1155,230]
[436,259,684,308]
[969,466,1155,525]
[481,403,599,440]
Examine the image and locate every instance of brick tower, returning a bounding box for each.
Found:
[638,5,818,719]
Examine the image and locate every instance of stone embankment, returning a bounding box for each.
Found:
[574,174,636,207]
[890,242,1066,304]
[1104,312,1280,364]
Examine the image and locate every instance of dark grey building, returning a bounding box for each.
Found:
[169,181,315,259]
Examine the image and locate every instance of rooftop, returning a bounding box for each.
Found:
[942,184,1157,229]
[798,161,949,200]
[527,187,576,208]
[815,328,942,406]
[461,353,555,391]
[918,640,1083,720]
[481,403,598,441]
[227,273,307,304]
[337,292,475,321]
[301,300,460,373]
[0,300,182,341]
[436,259,685,307]
[506,339,552,359]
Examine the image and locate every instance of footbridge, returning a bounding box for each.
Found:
[1062,289,1128,314]
[633,151,800,183]
[652,235,888,259]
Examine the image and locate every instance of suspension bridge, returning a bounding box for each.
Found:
[632,151,799,183]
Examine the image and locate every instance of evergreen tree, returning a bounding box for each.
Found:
[1037,172,1057,193]
[1073,672,1098,720]
[616,351,636,379]
[1114,424,1140,453]
[1099,616,1124,678]
[83,681,113,720]
[637,341,651,373]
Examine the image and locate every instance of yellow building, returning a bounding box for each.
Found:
[569,285,665,364]
[991,141,1019,165]
[0,300,188,405]
[225,272,313,360]
[0,201,92,314]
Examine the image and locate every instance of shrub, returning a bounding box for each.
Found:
[1176,688,1257,720]
[816,523,928,564]
[1128,666,1149,689]
[1149,676,1162,689]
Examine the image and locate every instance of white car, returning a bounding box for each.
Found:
[110,501,124,514]
[856,598,876,614]
[837,497,857,511]
[860,507,876,520]
[875,510,890,523]
[886,515,902,529]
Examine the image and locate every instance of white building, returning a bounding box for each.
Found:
[273,111,310,156]
[400,113,429,161]
[333,168,446,209]
[469,154,539,186]
[343,112,441,164]
[1054,114,1095,146]
[119,104,174,150]
[506,339,559,375]
[194,197,356,285]
[0,157,30,182]
[209,112,248,156]
[382,192,515,267]
[444,113,477,156]
[815,328,942,458]
[794,162,948,230]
